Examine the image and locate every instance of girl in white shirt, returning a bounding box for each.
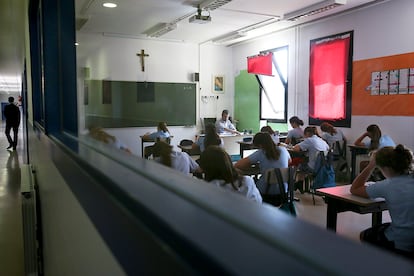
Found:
[199,146,262,203]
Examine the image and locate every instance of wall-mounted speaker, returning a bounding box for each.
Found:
[193,72,199,82]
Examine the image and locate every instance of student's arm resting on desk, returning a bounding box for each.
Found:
[354,132,369,147]
[350,153,376,198]
[234,157,252,171]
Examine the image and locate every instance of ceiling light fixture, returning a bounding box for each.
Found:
[283,0,346,21]
[103,2,117,8]
[143,23,177,38]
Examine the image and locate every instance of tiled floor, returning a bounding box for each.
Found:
[294,188,391,243]
[0,123,24,276]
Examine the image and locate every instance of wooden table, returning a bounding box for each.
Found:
[348,144,369,181]
[316,184,387,232]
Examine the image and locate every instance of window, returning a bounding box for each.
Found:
[309,31,353,127]
[256,46,288,123]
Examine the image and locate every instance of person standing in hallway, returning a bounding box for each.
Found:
[4,96,20,150]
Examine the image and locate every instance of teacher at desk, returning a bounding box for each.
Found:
[350,145,414,260]
[215,109,241,135]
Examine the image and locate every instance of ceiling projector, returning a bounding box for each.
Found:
[189,14,212,24]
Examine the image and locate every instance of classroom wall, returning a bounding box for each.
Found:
[232,0,414,151]
[77,0,414,155]
[76,34,235,155]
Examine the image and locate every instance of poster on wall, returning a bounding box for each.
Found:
[388,69,399,95]
[379,71,389,95]
[213,75,225,93]
[398,68,409,94]
[409,68,414,94]
[370,71,380,95]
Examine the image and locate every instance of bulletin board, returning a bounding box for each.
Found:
[353,52,414,116]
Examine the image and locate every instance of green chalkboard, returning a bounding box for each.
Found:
[84,80,196,127]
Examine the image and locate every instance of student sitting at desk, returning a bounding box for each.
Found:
[354,124,395,151]
[215,109,240,135]
[292,126,330,172]
[193,123,224,153]
[320,122,346,149]
[142,121,171,140]
[199,146,262,203]
[235,132,291,200]
[285,116,304,145]
[153,141,200,175]
[350,145,414,259]
[354,124,396,181]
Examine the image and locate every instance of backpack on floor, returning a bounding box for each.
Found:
[313,151,336,189]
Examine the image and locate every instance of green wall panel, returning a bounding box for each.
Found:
[234,70,260,133]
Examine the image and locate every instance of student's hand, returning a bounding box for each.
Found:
[368,150,377,166]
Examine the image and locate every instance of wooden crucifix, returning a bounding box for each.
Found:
[136,49,149,72]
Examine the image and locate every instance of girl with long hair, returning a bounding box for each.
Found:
[285,116,304,145]
[199,146,262,203]
[235,132,291,196]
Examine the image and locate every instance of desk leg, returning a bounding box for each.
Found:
[350,150,357,182]
[372,211,383,227]
[141,141,144,157]
[326,199,338,232]
[239,144,244,158]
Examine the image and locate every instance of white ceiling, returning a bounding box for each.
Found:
[0,0,387,96]
[75,0,383,45]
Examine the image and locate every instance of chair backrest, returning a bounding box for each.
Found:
[264,167,296,203]
[332,139,346,159]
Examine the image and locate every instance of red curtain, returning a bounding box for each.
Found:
[247,53,273,76]
[309,37,350,120]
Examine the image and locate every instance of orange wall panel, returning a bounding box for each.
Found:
[353,52,414,116]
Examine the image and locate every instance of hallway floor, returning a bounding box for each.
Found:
[0,123,24,276]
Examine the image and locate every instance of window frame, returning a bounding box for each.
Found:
[257,46,289,124]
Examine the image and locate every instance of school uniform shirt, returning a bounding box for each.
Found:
[215,119,236,134]
[287,128,304,141]
[321,129,345,148]
[148,130,170,140]
[366,175,414,252]
[364,135,396,149]
[195,136,224,152]
[247,147,291,194]
[109,138,129,152]
[209,176,262,203]
[170,151,200,175]
[297,135,330,170]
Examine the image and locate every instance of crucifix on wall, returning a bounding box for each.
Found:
[136,49,149,72]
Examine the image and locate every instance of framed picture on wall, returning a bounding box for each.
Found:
[213,75,224,93]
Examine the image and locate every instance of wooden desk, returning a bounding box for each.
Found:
[316,184,387,232]
[348,144,369,181]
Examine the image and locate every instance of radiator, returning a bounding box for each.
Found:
[21,164,39,276]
